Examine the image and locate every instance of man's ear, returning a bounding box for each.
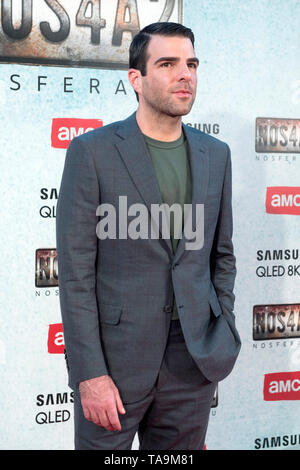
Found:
[128,68,142,97]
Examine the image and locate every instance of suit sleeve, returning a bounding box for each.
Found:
[210,143,237,321]
[56,137,109,389]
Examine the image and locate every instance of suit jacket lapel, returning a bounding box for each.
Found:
[173,124,209,264]
[114,113,209,261]
[115,113,174,256]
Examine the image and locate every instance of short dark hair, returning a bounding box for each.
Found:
[129,22,195,100]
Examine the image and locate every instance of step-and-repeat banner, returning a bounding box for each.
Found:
[0,0,299,450]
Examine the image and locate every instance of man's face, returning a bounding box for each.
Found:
[139,34,198,117]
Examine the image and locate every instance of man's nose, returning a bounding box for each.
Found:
[177,64,192,81]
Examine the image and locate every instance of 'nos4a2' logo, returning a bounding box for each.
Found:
[0,1,183,69]
[51,118,103,148]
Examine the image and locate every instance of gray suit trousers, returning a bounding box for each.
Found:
[73,319,217,450]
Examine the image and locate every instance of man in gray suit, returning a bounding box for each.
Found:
[56,22,241,450]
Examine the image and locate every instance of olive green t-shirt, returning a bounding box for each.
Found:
[143,131,192,320]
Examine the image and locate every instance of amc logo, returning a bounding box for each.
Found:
[264,371,300,401]
[51,118,103,149]
[47,323,64,354]
[266,187,300,215]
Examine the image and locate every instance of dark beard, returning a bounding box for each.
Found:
[143,91,195,118]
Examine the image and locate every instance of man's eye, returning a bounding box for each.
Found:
[188,63,197,68]
[161,62,172,67]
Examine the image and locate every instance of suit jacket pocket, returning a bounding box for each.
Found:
[99,304,123,325]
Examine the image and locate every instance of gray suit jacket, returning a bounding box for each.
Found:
[56,112,241,404]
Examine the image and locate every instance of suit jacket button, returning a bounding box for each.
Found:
[163,305,173,313]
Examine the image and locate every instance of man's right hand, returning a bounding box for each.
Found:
[79,375,126,431]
